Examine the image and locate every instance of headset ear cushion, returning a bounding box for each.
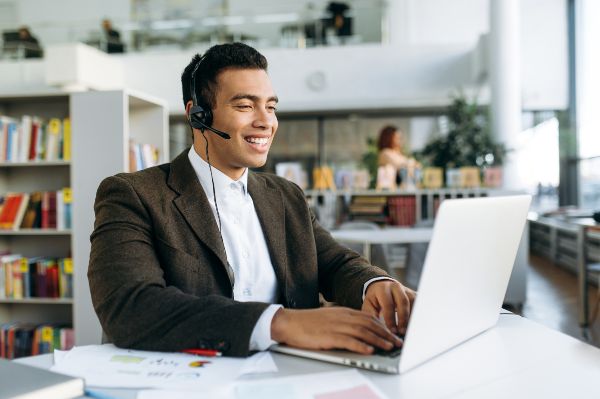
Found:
[203,107,213,127]
[190,104,213,127]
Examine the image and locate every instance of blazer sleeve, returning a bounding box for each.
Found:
[311,211,391,309]
[88,175,270,357]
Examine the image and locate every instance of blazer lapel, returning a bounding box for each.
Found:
[247,172,288,298]
[167,150,235,287]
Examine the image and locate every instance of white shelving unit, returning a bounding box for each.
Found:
[0,90,168,347]
[72,89,168,345]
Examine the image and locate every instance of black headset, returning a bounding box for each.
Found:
[188,57,231,140]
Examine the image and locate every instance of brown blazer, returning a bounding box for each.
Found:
[88,150,389,357]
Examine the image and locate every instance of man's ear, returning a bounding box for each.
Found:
[185,100,194,119]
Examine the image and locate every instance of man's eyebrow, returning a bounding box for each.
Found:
[229,94,279,103]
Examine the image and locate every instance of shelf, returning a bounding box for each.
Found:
[0,229,71,236]
[0,298,73,305]
[0,161,70,167]
[304,188,500,197]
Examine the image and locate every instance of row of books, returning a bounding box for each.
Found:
[129,140,159,172]
[0,115,71,162]
[348,196,419,226]
[0,189,72,230]
[388,196,417,227]
[348,196,389,224]
[0,256,73,299]
[1,323,74,359]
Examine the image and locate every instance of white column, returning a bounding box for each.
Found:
[382,0,410,45]
[489,0,522,190]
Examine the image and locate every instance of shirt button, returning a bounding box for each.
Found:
[243,287,252,296]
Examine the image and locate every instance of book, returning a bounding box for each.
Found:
[459,167,481,188]
[422,167,443,189]
[12,193,30,230]
[20,191,42,229]
[46,118,62,161]
[0,357,84,398]
[41,192,57,229]
[141,143,158,169]
[20,115,32,162]
[6,121,18,162]
[388,196,416,226]
[58,258,73,298]
[0,194,26,229]
[62,188,72,229]
[276,162,307,189]
[62,117,71,161]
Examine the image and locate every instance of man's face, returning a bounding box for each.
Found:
[190,68,278,179]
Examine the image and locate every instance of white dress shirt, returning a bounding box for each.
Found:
[188,146,392,351]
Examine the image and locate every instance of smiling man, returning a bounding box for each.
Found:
[88,43,415,357]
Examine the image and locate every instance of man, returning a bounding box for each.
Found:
[16,26,42,58]
[88,42,415,357]
[101,19,124,53]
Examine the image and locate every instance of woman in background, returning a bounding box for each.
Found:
[378,125,408,172]
[377,125,419,188]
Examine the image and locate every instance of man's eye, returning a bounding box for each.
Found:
[236,105,252,109]
[268,106,277,111]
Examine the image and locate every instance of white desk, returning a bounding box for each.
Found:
[16,314,600,398]
[330,227,433,262]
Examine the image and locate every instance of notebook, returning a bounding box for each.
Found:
[0,357,84,399]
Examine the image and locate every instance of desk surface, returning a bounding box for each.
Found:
[16,315,600,398]
[330,227,433,244]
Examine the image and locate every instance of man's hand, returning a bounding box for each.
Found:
[271,307,402,355]
[362,280,416,335]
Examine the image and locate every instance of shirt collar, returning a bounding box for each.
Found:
[188,146,248,199]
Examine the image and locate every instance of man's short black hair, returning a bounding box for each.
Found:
[181,42,268,110]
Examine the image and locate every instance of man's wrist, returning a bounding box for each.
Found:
[362,277,396,301]
[271,308,291,344]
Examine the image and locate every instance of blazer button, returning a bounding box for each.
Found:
[289,299,296,308]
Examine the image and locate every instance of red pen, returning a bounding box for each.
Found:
[182,349,222,357]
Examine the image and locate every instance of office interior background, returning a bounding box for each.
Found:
[0,0,599,357]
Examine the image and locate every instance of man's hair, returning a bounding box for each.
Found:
[181,42,268,110]
[378,125,399,150]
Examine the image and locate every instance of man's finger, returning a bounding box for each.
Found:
[339,323,394,350]
[352,313,402,347]
[361,299,379,318]
[333,334,374,355]
[379,290,397,334]
[392,286,411,334]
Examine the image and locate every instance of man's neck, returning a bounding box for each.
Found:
[192,142,245,181]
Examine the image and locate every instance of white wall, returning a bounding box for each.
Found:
[0,0,130,45]
[119,43,476,115]
[0,0,568,113]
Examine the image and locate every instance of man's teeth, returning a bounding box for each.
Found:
[246,137,269,145]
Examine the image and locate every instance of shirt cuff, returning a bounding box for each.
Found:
[362,276,396,302]
[249,304,284,351]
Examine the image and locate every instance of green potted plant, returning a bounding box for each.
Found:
[418,92,506,187]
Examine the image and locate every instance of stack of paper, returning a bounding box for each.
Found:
[51,344,277,390]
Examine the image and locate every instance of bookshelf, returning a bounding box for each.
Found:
[305,188,516,228]
[0,90,168,352]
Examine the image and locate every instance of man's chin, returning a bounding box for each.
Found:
[244,156,268,169]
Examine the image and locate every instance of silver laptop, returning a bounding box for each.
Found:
[271,195,531,374]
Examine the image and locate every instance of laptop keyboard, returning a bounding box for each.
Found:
[373,346,403,358]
